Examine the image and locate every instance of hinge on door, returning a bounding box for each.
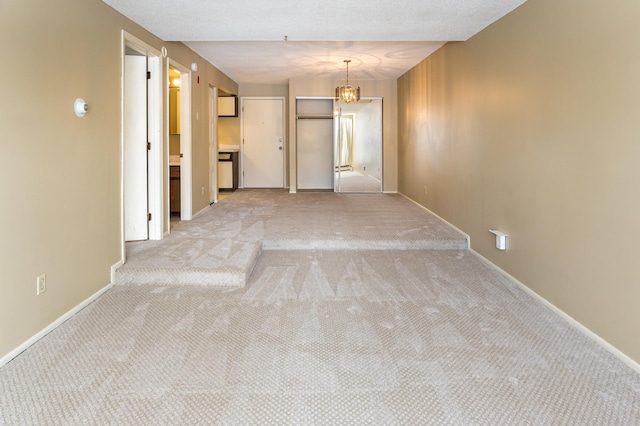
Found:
[147,71,151,80]
[148,213,152,221]
[147,142,151,150]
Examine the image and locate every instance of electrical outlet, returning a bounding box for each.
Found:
[424,185,428,196]
[36,274,46,295]
[201,186,205,195]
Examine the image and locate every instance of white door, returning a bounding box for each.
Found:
[242,98,285,188]
[124,55,148,241]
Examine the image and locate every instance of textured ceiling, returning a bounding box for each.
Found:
[102,0,528,84]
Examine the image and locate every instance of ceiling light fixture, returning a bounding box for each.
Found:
[335,60,360,104]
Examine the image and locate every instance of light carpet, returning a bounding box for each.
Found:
[335,170,382,193]
[1,250,639,423]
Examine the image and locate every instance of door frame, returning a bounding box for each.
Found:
[240,96,286,188]
[121,31,163,261]
[209,86,219,204]
[167,59,193,222]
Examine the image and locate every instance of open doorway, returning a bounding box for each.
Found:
[168,66,181,222]
[167,59,192,225]
[122,31,162,254]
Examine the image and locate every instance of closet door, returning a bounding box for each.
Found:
[296,99,334,189]
[335,99,383,193]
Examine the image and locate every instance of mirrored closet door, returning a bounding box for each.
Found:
[334,98,383,193]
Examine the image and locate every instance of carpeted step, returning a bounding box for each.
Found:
[115,240,261,287]
[114,191,469,287]
[262,237,468,251]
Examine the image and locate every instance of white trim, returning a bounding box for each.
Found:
[398,192,471,249]
[383,190,398,194]
[0,282,114,369]
[471,248,640,374]
[209,86,219,204]
[110,259,124,284]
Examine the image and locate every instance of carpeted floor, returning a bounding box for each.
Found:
[1,190,639,424]
[335,170,381,192]
[115,190,468,286]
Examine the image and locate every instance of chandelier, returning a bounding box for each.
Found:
[335,60,360,103]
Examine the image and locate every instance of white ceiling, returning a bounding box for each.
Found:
[102,0,527,85]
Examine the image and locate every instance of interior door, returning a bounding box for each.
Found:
[242,98,285,188]
[124,55,148,241]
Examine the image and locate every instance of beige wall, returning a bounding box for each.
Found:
[164,41,237,216]
[398,0,640,363]
[288,79,397,192]
[239,83,289,98]
[0,0,236,360]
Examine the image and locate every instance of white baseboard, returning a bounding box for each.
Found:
[111,259,124,284]
[0,264,118,369]
[192,204,210,219]
[382,190,398,194]
[398,192,470,249]
[471,249,640,374]
[289,188,297,194]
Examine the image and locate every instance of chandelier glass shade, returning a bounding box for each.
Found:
[335,60,360,103]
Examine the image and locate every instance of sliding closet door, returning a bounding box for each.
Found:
[335,98,383,193]
[296,99,334,190]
